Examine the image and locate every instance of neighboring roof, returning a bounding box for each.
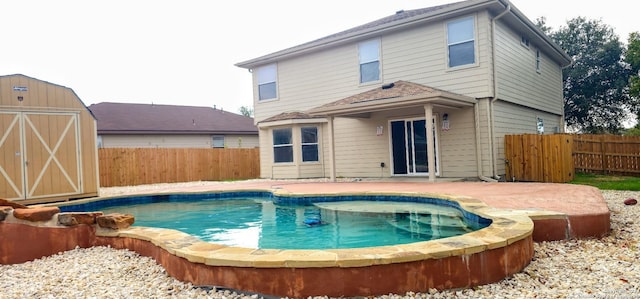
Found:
[236,0,571,69]
[308,81,476,116]
[88,102,258,135]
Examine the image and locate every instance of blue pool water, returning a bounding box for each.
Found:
[61,193,491,250]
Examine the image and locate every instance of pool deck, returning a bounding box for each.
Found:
[112,179,610,241]
[2,179,611,298]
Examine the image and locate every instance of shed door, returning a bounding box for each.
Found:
[0,112,81,200]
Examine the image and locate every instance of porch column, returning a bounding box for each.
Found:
[327,116,336,182]
[424,104,436,182]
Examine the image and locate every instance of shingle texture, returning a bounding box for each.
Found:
[259,111,325,123]
[89,102,257,135]
[316,80,451,109]
[236,2,463,66]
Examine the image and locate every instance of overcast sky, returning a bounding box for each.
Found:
[1,0,637,115]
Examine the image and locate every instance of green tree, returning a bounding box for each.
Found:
[238,106,253,117]
[534,16,552,36]
[626,32,640,112]
[550,17,632,133]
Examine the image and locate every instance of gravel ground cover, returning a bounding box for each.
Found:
[0,188,638,299]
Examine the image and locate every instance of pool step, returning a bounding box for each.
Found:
[387,214,472,238]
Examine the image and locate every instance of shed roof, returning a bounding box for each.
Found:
[89,102,258,135]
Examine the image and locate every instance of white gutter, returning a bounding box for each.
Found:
[475,102,496,182]
[486,1,511,181]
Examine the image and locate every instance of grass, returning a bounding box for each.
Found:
[569,172,640,191]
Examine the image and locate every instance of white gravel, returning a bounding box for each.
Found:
[1,189,638,299]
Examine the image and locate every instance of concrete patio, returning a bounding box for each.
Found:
[102,179,611,242]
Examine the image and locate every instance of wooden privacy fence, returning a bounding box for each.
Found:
[573,134,640,176]
[98,148,260,187]
[504,134,574,183]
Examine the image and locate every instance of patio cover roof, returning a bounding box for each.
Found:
[307,81,476,117]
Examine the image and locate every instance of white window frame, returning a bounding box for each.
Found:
[301,126,319,162]
[446,16,476,68]
[257,64,277,101]
[212,135,225,148]
[358,39,381,84]
[272,128,293,163]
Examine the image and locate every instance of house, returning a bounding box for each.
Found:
[235,0,572,181]
[0,74,99,203]
[88,102,259,149]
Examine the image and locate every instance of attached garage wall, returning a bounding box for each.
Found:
[0,74,99,203]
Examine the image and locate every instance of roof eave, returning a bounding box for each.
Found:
[235,0,498,69]
[308,93,476,117]
[497,0,572,67]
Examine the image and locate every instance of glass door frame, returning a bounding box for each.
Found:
[388,115,439,176]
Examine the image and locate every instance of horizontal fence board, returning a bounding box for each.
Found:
[98,148,260,187]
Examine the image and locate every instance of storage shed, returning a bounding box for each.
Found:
[0,74,99,204]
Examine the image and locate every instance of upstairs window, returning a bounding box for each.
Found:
[257,64,277,101]
[521,35,530,48]
[359,39,380,83]
[536,49,541,73]
[447,16,475,68]
[273,128,293,163]
[301,127,318,162]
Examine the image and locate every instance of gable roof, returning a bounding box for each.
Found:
[236,0,571,68]
[308,80,476,116]
[88,102,258,135]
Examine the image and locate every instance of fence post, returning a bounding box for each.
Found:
[600,137,607,174]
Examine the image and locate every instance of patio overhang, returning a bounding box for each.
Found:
[307,81,476,118]
[306,80,477,183]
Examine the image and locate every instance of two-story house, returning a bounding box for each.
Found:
[235,0,571,181]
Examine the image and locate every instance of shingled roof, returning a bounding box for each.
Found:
[236,0,571,69]
[259,111,325,123]
[317,81,446,108]
[236,2,463,68]
[89,102,257,135]
[308,80,476,116]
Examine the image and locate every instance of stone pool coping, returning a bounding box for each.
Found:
[48,188,534,268]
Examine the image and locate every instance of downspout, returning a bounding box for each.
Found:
[475,102,496,182]
[488,1,511,180]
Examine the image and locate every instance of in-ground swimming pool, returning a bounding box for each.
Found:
[49,188,533,298]
[61,192,491,250]
[98,198,487,249]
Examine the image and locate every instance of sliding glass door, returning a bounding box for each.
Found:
[390,117,437,175]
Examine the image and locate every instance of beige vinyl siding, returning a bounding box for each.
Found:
[100,134,259,149]
[332,116,390,178]
[382,11,493,97]
[222,135,259,148]
[476,98,493,177]
[494,20,564,114]
[258,128,273,178]
[252,43,359,123]
[253,12,495,124]
[492,100,563,176]
[437,107,478,178]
